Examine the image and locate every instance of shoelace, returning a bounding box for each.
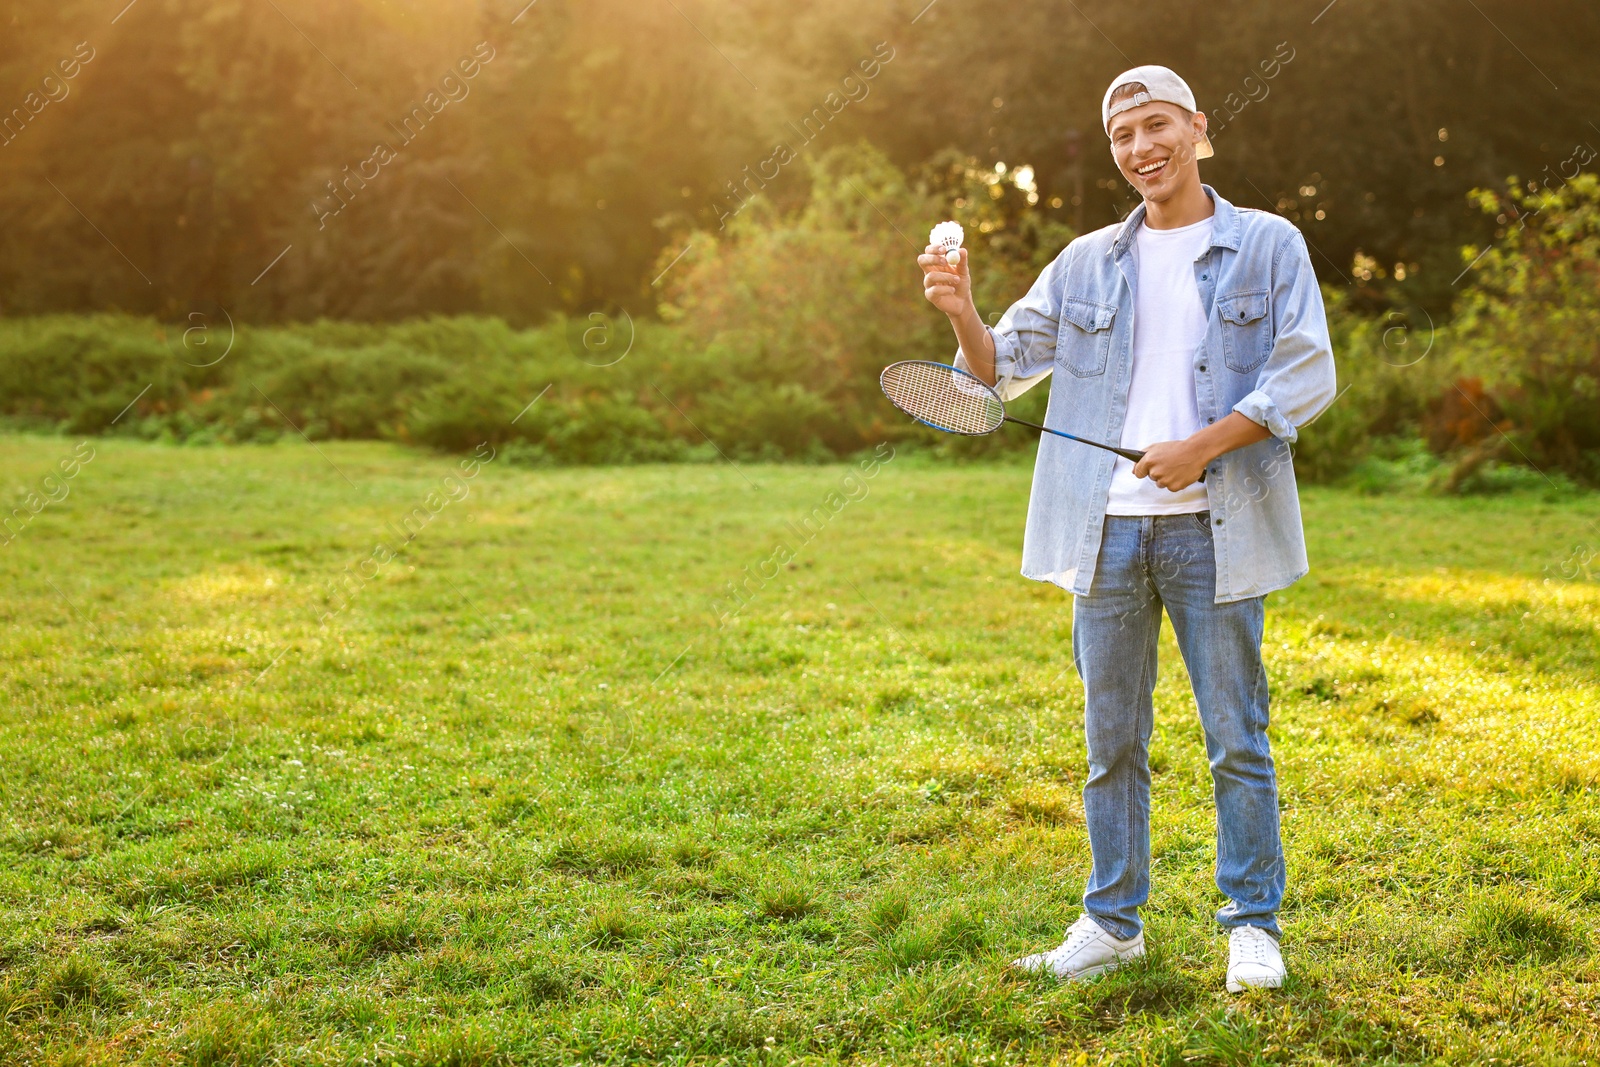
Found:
[1232,928,1273,964]
[1050,921,1107,962]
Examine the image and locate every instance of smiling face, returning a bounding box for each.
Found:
[1108,98,1207,205]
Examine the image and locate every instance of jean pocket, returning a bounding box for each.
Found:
[1217,289,1271,372]
[1192,510,1214,534]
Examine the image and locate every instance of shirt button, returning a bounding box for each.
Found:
[1214,517,1223,526]
[1201,273,1208,280]
[1207,416,1216,423]
[1198,364,1208,372]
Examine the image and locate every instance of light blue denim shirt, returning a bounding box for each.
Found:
[955,184,1337,603]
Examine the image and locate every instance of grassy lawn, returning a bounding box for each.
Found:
[1,433,1597,1066]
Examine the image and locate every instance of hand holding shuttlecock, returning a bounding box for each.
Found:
[930,221,964,267]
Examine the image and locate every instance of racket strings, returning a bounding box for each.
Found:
[880,361,1004,435]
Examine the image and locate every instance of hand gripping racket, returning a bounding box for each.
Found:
[879,360,1204,481]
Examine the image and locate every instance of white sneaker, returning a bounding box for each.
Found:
[1226,925,1286,992]
[1011,914,1145,980]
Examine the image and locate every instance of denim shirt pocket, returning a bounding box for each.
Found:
[1217,289,1272,373]
[1057,296,1118,378]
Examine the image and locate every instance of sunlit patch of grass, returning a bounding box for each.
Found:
[98,845,284,908]
[1372,568,1600,618]
[1074,945,1203,1021]
[486,790,542,825]
[167,562,288,604]
[0,971,41,1025]
[651,865,740,902]
[409,1022,507,1067]
[421,944,500,994]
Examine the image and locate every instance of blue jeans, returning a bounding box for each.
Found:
[1071,512,1284,940]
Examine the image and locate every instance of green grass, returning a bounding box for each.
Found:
[0,433,1597,1065]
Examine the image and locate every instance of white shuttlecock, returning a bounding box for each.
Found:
[931,220,964,266]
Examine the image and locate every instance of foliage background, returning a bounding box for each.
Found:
[2,0,1597,483]
[4,0,1597,319]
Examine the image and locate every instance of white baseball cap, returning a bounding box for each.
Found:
[1101,64,1214,159]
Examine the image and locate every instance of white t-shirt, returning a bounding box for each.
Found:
[1104,214,1213,515]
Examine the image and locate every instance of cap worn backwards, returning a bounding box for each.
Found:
[1101,64,1214,160]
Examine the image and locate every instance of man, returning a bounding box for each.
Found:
[918,65,1336,992]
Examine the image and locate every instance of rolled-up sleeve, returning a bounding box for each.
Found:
[1232,230,1337,444]
[953,247,1070,402]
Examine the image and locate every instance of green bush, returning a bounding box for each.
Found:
[1449,173,1600,484]
[1290,288,1460,485]
[0,159,1592,488]
[658,141,1073,461]
[1340,438,1446,495]
[1287,173,1600,490]
[0,314,199,433]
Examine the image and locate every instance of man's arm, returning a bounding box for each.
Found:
[919,243,1065,399]
[920,245,997,383]
[947,301,998,386]
[1231,230,1339,439]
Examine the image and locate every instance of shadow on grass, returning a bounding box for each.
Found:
[1025,945,1202,1034]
